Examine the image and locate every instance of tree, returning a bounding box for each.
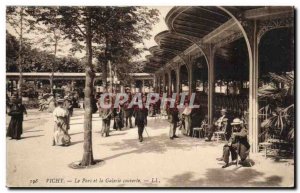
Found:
[55,6,100,166]
[31,6,159,167]
[6,6,35,98]
[31,6,97,166]
[6,31,19,72]
[93,7,159,90]
[6,32,84,73]
[28,7,67,94]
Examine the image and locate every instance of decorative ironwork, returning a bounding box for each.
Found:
[257,17,294,43]
[215,31,243,48]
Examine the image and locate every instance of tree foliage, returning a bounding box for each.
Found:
[258,72,294,142]
[6,31,84,72]
[7,6,160,167]
[92,7,159,87]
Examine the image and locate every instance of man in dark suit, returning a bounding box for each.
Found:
[123,101,134,128]
[134,105,147,142]
[221,118,250,168]
[169,101,180,140]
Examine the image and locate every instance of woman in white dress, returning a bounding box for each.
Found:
[52,99,70,146]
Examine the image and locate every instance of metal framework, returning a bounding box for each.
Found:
[144,6,294,153]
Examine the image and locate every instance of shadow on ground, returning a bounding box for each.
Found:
[21,135,45,139]
[166,168,283,187]
[24,129,43,133]
[100,133,220,162]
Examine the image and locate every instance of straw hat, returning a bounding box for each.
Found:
[220,108,227,113]
[231,118,242,125]
[222,118,228,122]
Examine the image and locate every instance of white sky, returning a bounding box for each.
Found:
[142,6,172,58]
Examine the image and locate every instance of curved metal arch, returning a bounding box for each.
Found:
[178,62,190,86]
[166,6,250,69]
[165,7,213,67]
[149,46,177,59]
[217,6,259,153]
[155,31,190,43]
[165,7,189,31]
[145,54,168,67]
[257,17,294,44]
[157,48,188,66]
[148,46,160,55]
[149,45,188,67]
[217,6,253,75]
[171,30,210,68]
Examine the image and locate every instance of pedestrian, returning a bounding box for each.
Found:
[7,96,27,140]
[99,99,112,137]
[134,104,147,142]
[124,101,133,128]
[169,100,180,140]
[64,95,73,116]
[63,95,73,130]
[6,94,11,114]
[92,95,98,114]
[113,107,124,131]
[220,118,250,168]
[142,96,149,126]
[215,109,228,127]
[38,95,45,111]
[181,101,192,136]
[47,94,56,113]
[52,99,71,146]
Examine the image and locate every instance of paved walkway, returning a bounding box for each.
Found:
[6,109,294,187]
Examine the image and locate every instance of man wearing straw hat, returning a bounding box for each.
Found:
[220,118,250,168]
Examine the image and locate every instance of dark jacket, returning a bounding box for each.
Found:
[229,127,250,150]
[169,107,179,123]
[134,108,146,127]
[8,103,27,120]
[124,102,133,118]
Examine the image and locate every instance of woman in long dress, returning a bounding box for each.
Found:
[181,101,192,136]
[52,99,70,146]
[7,97,27,140]
[47,95,56,113]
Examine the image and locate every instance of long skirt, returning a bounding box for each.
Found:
[53,118,70,146]
[7,116,23,139]
[48,101,56,112]
[181,115,191,136]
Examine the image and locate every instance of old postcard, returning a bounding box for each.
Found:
[6,6,295,188]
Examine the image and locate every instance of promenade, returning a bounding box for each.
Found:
[6,109,294,187]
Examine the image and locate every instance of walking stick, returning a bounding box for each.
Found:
[236,140,240,167]
[144,127,150,137]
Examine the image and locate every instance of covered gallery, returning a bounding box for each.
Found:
[144,6,294,153]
